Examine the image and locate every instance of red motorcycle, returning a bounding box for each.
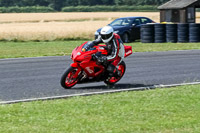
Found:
[60,41,132,89]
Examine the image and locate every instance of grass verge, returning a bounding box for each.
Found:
[0,41,81,59]
[0,41,200,59]
[0,84,200,132]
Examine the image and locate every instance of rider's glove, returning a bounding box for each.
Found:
[92,52,101,60]
[87,42,95,50]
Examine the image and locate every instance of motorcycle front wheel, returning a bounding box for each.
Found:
[104,61,126,85]
[60,67,80,89]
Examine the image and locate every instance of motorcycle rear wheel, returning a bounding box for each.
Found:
[60,67,79,89]
[104,61,126,85]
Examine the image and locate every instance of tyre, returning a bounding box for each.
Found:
[60,67,80,89]
[141,28,153,32]
[104,61,126,85]
[166,24,177,43]
[177,24,189,43]
[122,33,130,43]
[154,24,166,43]
[189,23,200,42]
[141,24,154,43]
[189,36,200,42]
[155,36,165,40]
[142,32,153,36]
[142,36,154,40]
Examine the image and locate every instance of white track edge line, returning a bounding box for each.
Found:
[1,82,200,104]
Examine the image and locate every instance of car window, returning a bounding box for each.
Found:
[110,18,132,26]
[133,18,141,25]
[110,19,123,26]
[121,19,132,26]
[141,18,150,24]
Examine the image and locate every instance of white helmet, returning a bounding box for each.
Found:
[100,26,114,43]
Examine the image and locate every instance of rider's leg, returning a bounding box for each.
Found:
[107,56,121,76]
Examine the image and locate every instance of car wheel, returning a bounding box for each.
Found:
[122,33,130,43]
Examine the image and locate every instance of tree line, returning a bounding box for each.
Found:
[0,0,169,11]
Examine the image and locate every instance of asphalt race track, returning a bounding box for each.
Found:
[0,50,200,102]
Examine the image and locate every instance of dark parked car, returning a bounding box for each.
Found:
[95,17,155,43]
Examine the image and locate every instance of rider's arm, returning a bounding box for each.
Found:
[88,35,103,48]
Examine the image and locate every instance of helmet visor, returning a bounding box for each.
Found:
[101,32,113,40]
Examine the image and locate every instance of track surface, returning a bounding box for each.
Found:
[0,50,200,102]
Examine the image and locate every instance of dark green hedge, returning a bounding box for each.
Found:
[0,5,158,13]
[0,6,55,13]
[62,5,158,12]
[0,0,168,11]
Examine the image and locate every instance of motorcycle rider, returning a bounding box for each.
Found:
[87,26,125,77]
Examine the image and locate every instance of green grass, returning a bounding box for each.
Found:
[132,42,200,52]
[0,41,82,59]
[1,85,200,132]
[0,41,200,59]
